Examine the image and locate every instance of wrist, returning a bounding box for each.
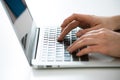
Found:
[110,15,120,30]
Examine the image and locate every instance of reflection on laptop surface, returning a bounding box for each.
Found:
[1,0,120,69]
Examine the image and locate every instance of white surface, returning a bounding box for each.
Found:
[0,0,120,80]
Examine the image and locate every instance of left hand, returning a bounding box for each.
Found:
[67,28,120,58]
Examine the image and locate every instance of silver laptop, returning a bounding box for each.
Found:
[1,0,120,69]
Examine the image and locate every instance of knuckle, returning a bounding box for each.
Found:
[81,38,89,43]
[72,13,79,19]
[72,13,78,16]
[99,29,108,37]
[101,28,106,31]
[100,28,108,32]
[64,18,70,23]
[88,47,95,52]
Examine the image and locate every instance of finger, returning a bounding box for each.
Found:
[85,28,104,34]
[76,29,86,37]
[61,14,94,31]
[78,28,108,41]
[61,14,77,30]
[69,29,101,50]
[79,29,103,40]
[67,38,100,53]
[57,21,79,42]
[76,25,100,37]
[67,37,81,50]
[76,46,100,56]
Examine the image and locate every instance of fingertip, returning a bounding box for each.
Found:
[76,51,84,56]
[57,32,65,42]
[66,47,71,53]
[76,48,87,56]
[76,30,85,38]
[57,36,63,42]
[76,32,81,37]
[66,47,69,51]
[67,44,73,50]
[76,46,96,56]
[76,52,86,57]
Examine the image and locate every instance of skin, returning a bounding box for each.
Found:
[57,13,120,57]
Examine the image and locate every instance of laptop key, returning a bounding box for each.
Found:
[64,50,71,62]
[79,47,89,61]
[72,51,79,61]
[64,57,71,62]
[80,54,89,61]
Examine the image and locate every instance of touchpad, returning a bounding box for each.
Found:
[89,53,116,62]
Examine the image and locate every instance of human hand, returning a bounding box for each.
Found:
[67,28,120,58]
[57,14,120,42]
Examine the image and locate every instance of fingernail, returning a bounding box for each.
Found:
[57,38,63,42]
[67,49,72,53]
[76,33,82,37]
[57,36,63,42]
[67,47,73,53]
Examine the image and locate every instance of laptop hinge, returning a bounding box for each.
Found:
[32,28,40,59]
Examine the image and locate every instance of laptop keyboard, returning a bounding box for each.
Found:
[40,27,89,62]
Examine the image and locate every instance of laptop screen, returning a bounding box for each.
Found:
[3,0,34,51]
[2,0,36,64]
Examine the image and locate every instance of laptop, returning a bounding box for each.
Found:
[1,0,120,69]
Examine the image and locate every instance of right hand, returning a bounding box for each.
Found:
[67,28,120,57]
[57,13,120,42]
